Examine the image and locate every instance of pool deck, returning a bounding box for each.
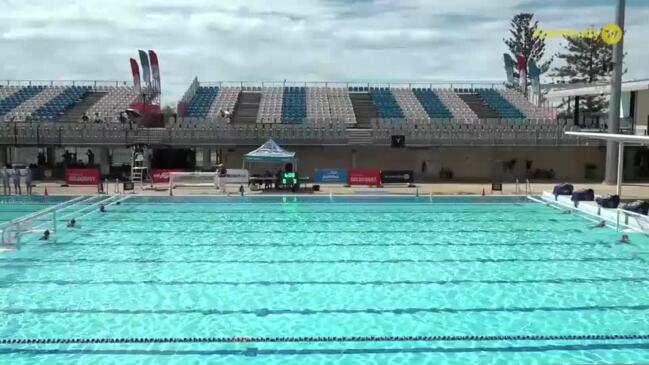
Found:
[10,181,649,200]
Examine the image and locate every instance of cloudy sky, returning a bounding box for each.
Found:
[1,0,648,105]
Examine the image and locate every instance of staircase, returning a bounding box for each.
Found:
[346,128,374,145]
[458,93,499,118]
[233,91,261,124]
[349,93,378,128]
[58,92,107,122]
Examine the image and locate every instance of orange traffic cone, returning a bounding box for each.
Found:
[44,186,49,196]
[481,187,485,196]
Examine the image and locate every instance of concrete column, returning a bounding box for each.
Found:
[0,147,7,166]
[605,0,626,184]
[351,149,357,168]
[99,147,110,175]
[46,147,56,168]
[202,148,212,170]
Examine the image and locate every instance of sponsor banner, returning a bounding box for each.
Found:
[381,170,414,184]
[348,169,381,186]
[129,58,141,91]
[217,169,249,184]
[313,169,347,183]
[151,169,183,184]
[65,168,100,185]
[148,50,161,92]
[139,50,152,88]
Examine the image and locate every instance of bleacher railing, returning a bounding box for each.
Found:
[198,80,507,90]
[1,80,132,87]
[0,122,597,147]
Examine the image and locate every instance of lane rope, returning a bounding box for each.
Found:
[1,334,649,345]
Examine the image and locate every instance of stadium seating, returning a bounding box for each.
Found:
[434,88,478,121]
[412,89,453,119]
[282,86,306,124]
[186,86,219,118]
[498,88,556,119]
[0,86,45,119]
[368,88,404,119]
[475,88,525,119]
[84,86,139,122]
[257,87,283,123]
[391,88,429,121]
[31,86,91,121]
[325,88,356,124]
[208,87,241,117]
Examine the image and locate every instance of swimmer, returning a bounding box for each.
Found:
[67,219,78,228]
[590,220,606,229]
[116,201,121,205]
[99,204,106,212]
[619,234,630,244]
[39,230,50,241]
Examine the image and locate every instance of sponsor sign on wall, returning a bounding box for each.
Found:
[151,169,183,184]
[348,169,381,186]
[313,169,348,183]
[65,168,100,185]
[381,170,414,184]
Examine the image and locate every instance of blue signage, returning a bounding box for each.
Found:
[313,169,348,183]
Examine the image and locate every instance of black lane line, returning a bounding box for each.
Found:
[42,241,611,248]
[5,277,649,287]
[0,257,636,265]
[84,229,585,234]
[5,304,649,317]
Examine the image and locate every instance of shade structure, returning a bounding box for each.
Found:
[244,139,296,163]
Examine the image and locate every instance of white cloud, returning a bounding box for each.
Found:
[0,0,647,104]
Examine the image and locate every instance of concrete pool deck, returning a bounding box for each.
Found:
[8,181,649,201]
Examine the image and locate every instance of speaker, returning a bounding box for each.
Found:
[391,135,405,148]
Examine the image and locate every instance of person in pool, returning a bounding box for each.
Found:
[67,219,78,228]
[100,205,106,212]
[39,230,50,241]
[619,234,630,244]
[590,220,606,229]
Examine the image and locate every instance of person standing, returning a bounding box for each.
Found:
[1,166,10,195]
[12,168,21,195]
[217,164,227,193]
[24,168,32,195]
[86,149,95,166]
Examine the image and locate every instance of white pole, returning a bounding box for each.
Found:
[617,141,624,197]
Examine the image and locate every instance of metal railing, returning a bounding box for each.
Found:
[0,123,598,147]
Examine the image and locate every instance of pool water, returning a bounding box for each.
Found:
[1,196,649,364]
[0,196,70,225]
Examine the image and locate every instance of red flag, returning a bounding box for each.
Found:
[130,58,141,91]
[516,54,527,73]
[148,50,161,93]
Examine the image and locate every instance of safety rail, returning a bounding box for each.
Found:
[1,334,648,345]
[0,124,598,147]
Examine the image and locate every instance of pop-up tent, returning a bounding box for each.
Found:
[243,139,297,171]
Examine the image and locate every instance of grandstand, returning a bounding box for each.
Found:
[0,82,138,123]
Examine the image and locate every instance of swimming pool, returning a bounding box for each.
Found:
[0,196,71,225]
[1,196,649,364]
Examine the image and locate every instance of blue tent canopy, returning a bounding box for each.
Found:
[244,139,296,163]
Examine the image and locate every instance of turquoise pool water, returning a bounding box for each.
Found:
[0,196,70,225]
[1,196,649,364]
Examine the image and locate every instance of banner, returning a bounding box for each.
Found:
[151,169,183,184]
[517,54,527,89]
[129,58,141,92]
[381,170,414,184]
[503,54,515,85]
[139,50,152,90]
[313,169,347,183]
[65,168,100,185]
[148,50,160,93]
[348,169,381,186]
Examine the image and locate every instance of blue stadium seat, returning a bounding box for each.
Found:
[369,89,404,119]
[476,89,525,119]
[186,87,219,118]
[412,89,452,119]
[282,86,306,124]
[32,86,91,121]
[0,86,46,117]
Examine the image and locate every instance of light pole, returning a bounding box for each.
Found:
[604,0,626,184]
